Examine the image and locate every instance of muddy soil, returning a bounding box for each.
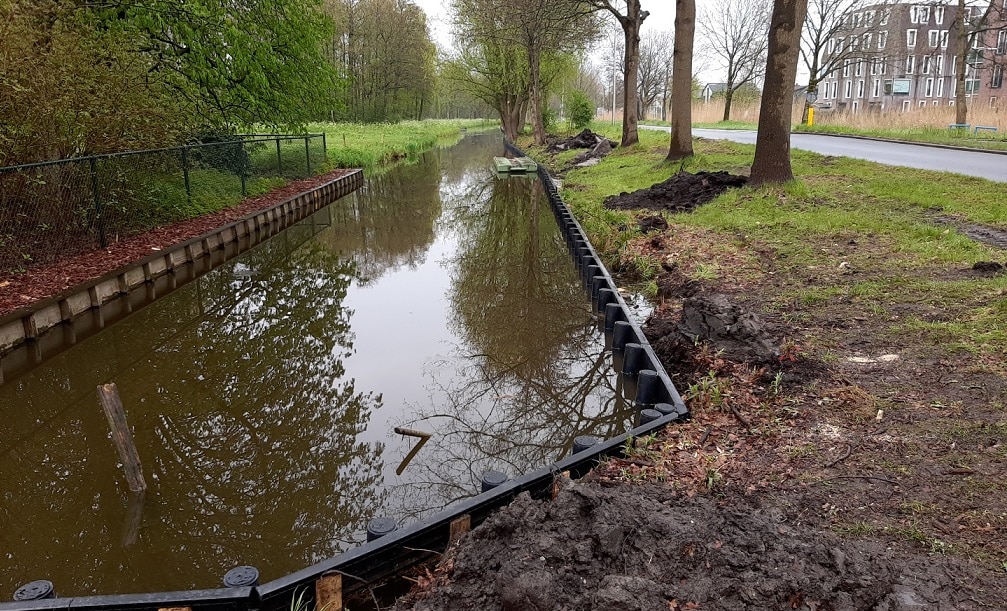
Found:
[604,171,748,213]
[395,478,996,610]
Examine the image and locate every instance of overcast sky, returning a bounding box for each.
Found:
[413,0,679,52]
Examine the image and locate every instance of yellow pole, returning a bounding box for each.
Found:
[807,106,815,127]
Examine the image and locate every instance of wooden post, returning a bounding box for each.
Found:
[449,515,471,546]
[315,572,342,611]
[97,383,147,493]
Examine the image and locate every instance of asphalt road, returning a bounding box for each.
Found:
[640,125,1007,183]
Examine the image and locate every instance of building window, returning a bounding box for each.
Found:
[853,100,860,113]
[936,55,944,74]
[936,76,944,97]
[910,6,930,24]
[858,79,866,98]
[919,100,927,107]
[935,6,945,25]
[881,8,890,25]
[929,30,939,47]
[991,97,998,107]
[855,60,863,76]
[872,78,881,97]
[870,59,878,75]
[952,56,957,74]
[845,80,853,98]
[998,31,1007,55]
[925,77,934,97]
[950,99,955,106]
[855,12,862,27]
[843,59,851,77]
[966,79,981,94]
[907,29,917,47]
[864,33,872,49]
[879,31,888,49]
[884,79,894,94]
[994,65,1004,88]
[922,56,931,74]
[940,30,949,48]
[906,55,915,74]
[902,100,911,111]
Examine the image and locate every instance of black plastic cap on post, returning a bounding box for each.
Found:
[635,370,662,406]
[639,409,662,426]
[622,343,648,377]
[480,470,509,493]
[590,276,608,303]
[223,566,260,588]
[13,580,55,601]
[654,402,677,417]
[604,302,624,333]
[583,264,601,286]
[366,517,397,542]
[596,288,617,314]
[572,435,601,455]
[612,321,637,352]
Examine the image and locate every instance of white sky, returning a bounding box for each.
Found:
[413,0,679,52]
[411,0,783,86]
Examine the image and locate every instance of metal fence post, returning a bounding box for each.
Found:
[90,157,107,248]
[322,132,327,156]
[276,138,282,175]
[304,136,311,175]
[239,139,247,196]
[181,146,191,204]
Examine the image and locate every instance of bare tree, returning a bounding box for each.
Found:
[698,0,771,122]
[801,0,890,123]
[585,0,649,146]
[952,0,1006,125]
[750,0,808,185]
[667,0,696,160]
[638,30,673,120]
[512,0,600,144]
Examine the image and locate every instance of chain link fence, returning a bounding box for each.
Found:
[0,134,327,275]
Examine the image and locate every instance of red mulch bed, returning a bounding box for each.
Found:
[0,168,357,319]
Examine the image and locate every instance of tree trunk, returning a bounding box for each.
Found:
[500,96,522,142]
[955,0,968,124]
[723,88,735,121]
[667,0,695,160]
[750,0,807,186]
[620,1,646,146]
[528,41,547,145]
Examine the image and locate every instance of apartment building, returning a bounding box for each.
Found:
[818,2,1005,113]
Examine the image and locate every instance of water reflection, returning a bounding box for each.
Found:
[0,214,384,594]
[383,160,629,519]
[0,135,628,596]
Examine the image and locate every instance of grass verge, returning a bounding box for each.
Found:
[527,122,1007,572]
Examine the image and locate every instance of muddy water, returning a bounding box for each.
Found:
[0,135,628,596]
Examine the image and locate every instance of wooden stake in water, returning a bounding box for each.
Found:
[96,383,147,493]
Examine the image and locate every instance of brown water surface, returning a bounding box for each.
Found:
[0,135,628,596]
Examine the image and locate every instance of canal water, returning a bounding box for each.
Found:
[0,134,632,596]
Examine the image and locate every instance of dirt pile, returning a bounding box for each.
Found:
[604,171,747,212]
[394,478,990,610]
[546,129,618,154]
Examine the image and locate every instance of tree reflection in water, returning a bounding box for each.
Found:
[0,214,386,594]
[387,174,633,519]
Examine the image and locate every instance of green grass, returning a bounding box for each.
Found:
[311,119,497,168]
[536,122,1007,357]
